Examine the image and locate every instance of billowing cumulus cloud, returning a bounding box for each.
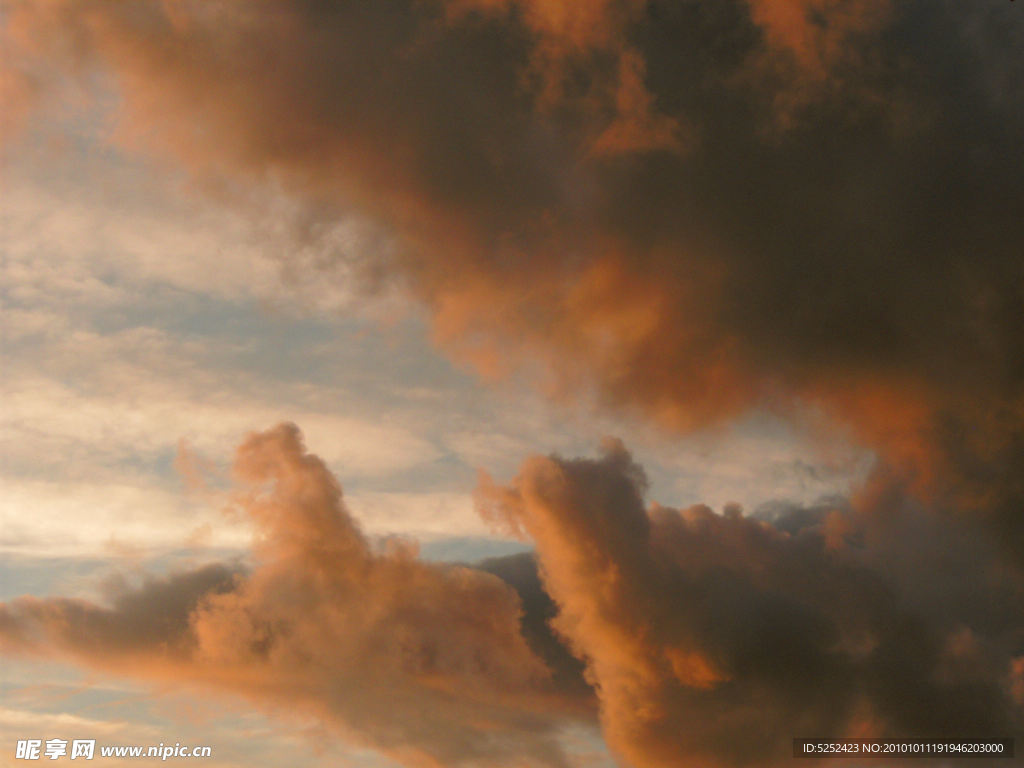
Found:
[0,425,578,768]
[3,430,1021,767]
[479,442,1024,767]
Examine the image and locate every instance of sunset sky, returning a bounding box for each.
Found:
[1,1,1023,767]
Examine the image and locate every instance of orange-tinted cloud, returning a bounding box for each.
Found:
[446,0,685,154]
[742,0,893,124]
[479,442,1024,767]
[4,0,1022,568]
[0,425,578,767]
[2,428,1023,766]
[745,0,891,77]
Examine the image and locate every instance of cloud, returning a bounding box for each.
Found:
[3,2,1024,761]
[741,0,893,125]
[0,425,586,767]
[4,3,1020,551]
[745,0,891,74]
[0,706,127,734]
[478,441,1024,767]
[0,478,242,558]
[446,0,686,155]
[0,329,442,475]
[4,431,1021,767]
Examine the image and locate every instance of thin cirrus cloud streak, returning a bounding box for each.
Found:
[2,0,1024,766]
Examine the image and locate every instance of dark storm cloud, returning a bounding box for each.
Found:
[3,1,1020,438]
[9,1,1017,535]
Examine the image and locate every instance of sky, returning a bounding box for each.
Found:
[0,1,1022,767]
